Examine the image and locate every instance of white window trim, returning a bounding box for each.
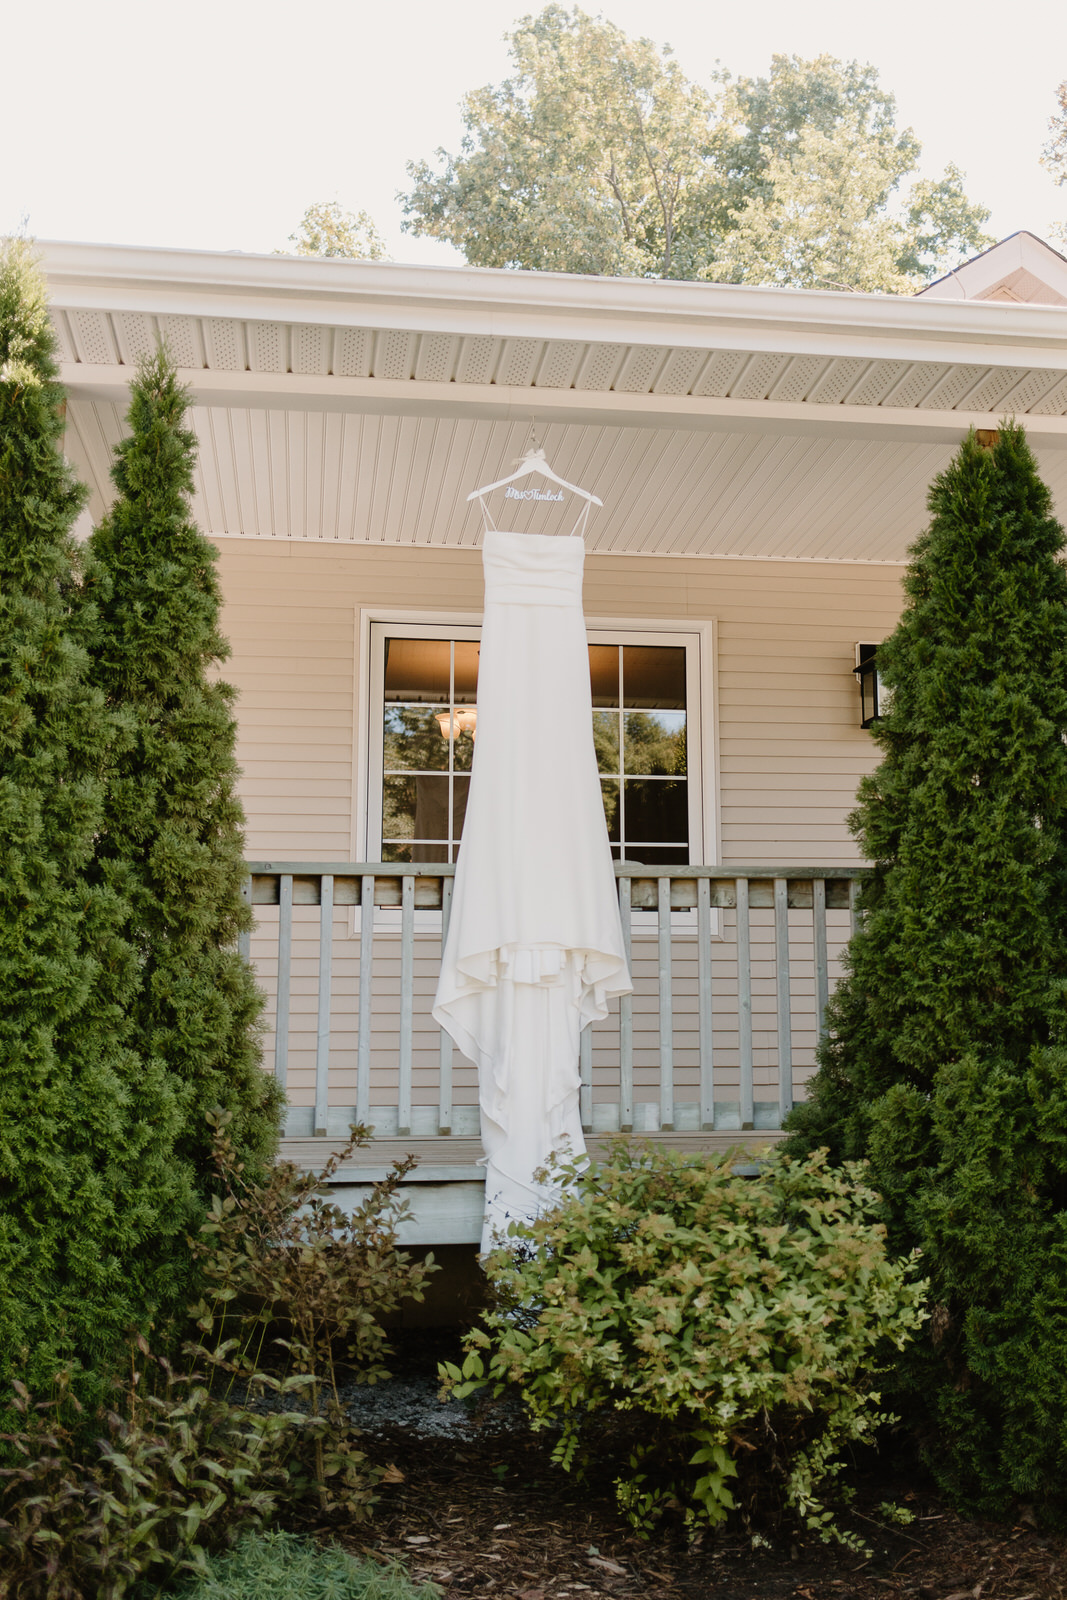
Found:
[352,607,720,937]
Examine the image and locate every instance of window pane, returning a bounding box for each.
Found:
[588,644,620,707]
[382,775,416,840]
[623,645,686,709]
[384,638,451,702]
[383,706,450,772]
[451,714,477,772]
[384,774,451,841]
[413,774,451,841]
[592,709,620,773]
[382,840,413,863]
[600,778,620,841]
[454,641,480,705]
[412,840,449,864]
[621,843,690,866]
[623,710,686,775]
[452,775,471,840]
[623,778,688,843]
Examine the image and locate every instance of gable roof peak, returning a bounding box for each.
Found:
[918,232,1067,305]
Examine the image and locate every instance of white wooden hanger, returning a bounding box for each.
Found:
[467,446,603,507]
[468,439,602,538]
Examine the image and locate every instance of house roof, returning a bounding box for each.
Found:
[917,231,1067,306]
[43,240,1067,565]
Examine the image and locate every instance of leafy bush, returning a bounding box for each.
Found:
[190,1113,436,1517]
[443,1143,927,1544]
[0,1119,433,1597]
[0,1353,296,1600]
[164,1528,440,1600]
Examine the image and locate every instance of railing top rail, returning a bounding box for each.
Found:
[246,860,873,880]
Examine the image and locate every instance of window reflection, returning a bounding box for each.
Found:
[383,706,450,772]
[600,778,620,841]
[623,710,686,775]
[623,778,688,843]
[592,709,620,773]
[379,635,689,863]
[588,644,621,707]
[384,638,451,702]
[623,645,685,708]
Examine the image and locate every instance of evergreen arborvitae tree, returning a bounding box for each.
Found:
[786,424,1067,1518]
[87,349,281,1191]
[0,242,192,1399]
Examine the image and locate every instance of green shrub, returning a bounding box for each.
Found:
[0,241,197,1408]
[784,425,1067,1516]
[0,1354,296,1600]
[0,1121,433,1597]
[190,1113,437,1520]
[86,348,282,1200]
[443,1142,927,1544]
[162,1528,440,1600]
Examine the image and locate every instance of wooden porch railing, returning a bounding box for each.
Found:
[242,864,868,1143]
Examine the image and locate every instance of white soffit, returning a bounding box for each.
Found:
[63,403,1067,565]
[45,242,1067,564]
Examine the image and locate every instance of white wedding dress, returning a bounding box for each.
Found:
[432,529,632,1251]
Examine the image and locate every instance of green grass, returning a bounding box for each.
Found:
[158,1530,441,1600]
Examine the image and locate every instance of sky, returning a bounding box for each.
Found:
[4,0,1066,267]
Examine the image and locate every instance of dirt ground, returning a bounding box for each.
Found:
[337,1335,1067,1600]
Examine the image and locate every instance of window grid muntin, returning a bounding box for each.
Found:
[370,623,701,866]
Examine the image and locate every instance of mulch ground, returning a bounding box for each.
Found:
[333,1335,1067,1600]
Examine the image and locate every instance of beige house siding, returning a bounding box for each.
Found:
[216,539,905,867]
[216,540,904,1131]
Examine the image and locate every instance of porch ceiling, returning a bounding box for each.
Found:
[45,242,1067,564]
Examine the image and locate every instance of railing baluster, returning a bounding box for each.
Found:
[438,876,453,1135]
[356,874,374,1128]
[813,876,829,1042]
[775,877,792,1122]
[658,876,673,1131]
[275,874,292,1092]
[314,874,333,1137]
[238,873,252,963]
[618,876,633,1133]
[398,872,415,1137]
[849,874,862,936]
[240,861,877,1156]
[736,876,754,1130]
[698,875,714,1130]
[579,1025,593,1132]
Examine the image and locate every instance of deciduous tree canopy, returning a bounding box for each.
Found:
[283,201,388,260]
[401,6,992,290]
[1042,79,1067,246]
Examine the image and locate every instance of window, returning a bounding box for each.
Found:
[365,620,709,866]
[591,642,690,866]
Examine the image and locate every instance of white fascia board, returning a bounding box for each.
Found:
[60,362,1067,447]
[40,240,1067,367]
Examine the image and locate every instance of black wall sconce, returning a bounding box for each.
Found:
[854,642,882,728]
